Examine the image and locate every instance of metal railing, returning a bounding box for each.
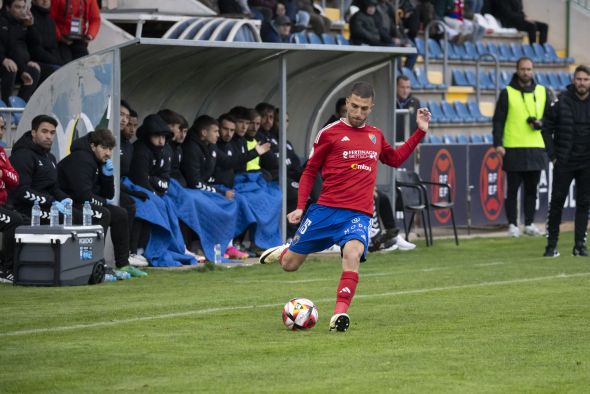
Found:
[475,53,500,107]
[424,20,449,87]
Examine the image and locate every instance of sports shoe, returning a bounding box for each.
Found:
[543,246,560,257]
[225,245,249,259]
[508,224,520,237]
[524,224,544,236]
[381,243,399,252]
[184,248,206,263]
[0,269,14,284]
[119,265,148,277]
[396,234,416,251]
[129,253,149,267]
[259,244,289,264]
[329,313,350,332]
[572,245,588,257]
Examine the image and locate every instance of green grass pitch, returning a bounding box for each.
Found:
[1,233,589,393]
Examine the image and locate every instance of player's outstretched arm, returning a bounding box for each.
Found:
[287,209,303,224]
[416,107,432,133]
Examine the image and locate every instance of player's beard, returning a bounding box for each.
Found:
[348,116,365,128]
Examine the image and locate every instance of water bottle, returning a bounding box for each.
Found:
[82,201,92,226]
[214,243,222,264]
[31,201,41,226]
[49,202,59,226]
[64,200,73,226]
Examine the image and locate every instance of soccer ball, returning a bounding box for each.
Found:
[282,298,318,330]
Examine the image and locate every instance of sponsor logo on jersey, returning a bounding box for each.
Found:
[342,150,378,160]
[351,163,372,172]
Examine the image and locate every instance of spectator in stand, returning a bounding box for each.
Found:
[261,15,294,43]
[51,0,100,62]
[375,0,417,68]
[443,0,485,43]
[218,0,255,18]
[350,0,389,46]
[30,0,63,83]
[158,109,188,187]
[396,75,421,142]
[58,128,147,276]
[248,0,276,22]
[0,0,42,103]
[490,0,547,44]
[297,0,330,35]
[276,1,309,33]
[324,97,347,127]
[0,129,22,284]
[463,0,483,19]
[397,0,420,41]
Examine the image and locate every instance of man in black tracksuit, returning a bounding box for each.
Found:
[58,129,147,277]
[542,65,590,257]
[128,114,173,255]
[9,115,75,222]
[157,109,188,187]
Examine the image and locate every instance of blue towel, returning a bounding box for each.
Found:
[233,172,282,248]
[122,178,196,267]
[167,179,238,262]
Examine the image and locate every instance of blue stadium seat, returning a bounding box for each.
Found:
[475,41,488,57]
[465,70,494,90]
[558,71,572,87]
[335,34,349,45]
[426,38,443,59]
[535,71,550,87]
[441,101,462,123]
[548,72,563,90]
[414,68,436,89]
[322,33,336,45]
[454,101,476,123]
[443,134,456,144]
[500,70,511,87]
[8,96,26,125]
[544,43,574,64]
[470,134,484,144]
[483,134,493,144]
[447,42,461,60]
[522,44,544,63]
[452,69,469,86]
[531,43,554,64]
[463,41,478,60]
[456,134,469,144]
[510,43,525,59]
[485,42,505,62]
[498,43,517,62]
[401,67,422,89]
[290,32,307,44]
[467,100,491,122]
[429,134,443,144]
[414,37,425,56]
[307,32,322,44]
[428,101,450,124]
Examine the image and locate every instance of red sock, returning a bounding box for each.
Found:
[334,271,359,315]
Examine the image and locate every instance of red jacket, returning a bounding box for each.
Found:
[0,146,19,205]
[50,0,101,41]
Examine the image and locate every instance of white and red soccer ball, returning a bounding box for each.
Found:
[282,298,318,330]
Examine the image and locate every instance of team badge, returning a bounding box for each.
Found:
[368,133,376,144]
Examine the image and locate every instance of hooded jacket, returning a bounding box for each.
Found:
[0,9,49,72]
[169,140,186,187]
[492,73,549,171]
[542,84,590,169]
[9,131,69,211]
[57,132,114,206]
[30,4,63,66]
[128,114,173,195]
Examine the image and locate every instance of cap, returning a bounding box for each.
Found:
[275,15,292,26]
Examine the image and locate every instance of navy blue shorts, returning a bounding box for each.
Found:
[289,204,370,261]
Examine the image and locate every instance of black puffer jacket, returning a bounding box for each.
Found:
[542,84,590,169]
[128,114,173,195]
[9,131,69,211]
[169,140,186,187]
[181,130,219,193]
[58,133,114,206]
[30,4,63,65]
[0,9,50,71]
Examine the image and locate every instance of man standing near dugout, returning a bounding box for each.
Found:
[542,65,590,257]
[259,81,430,332]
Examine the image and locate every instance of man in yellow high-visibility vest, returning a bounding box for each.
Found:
[492,57,550,237]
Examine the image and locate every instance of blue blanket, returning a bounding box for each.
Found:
[122,178,196,267]
[233,172,282,248]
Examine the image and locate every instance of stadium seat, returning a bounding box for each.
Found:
[401,67,423,89]
[467,100,492,122]
[454,101,476,123]
[548,72,563,90]
[543,43,574,64]
[415,68,437,90]
[510,43,525,59]
[452,69,469,86]
[447,42,461,61]
[531,43,553,64]
[426,38,443,59]
[321,33,336,45]
[414,37,425,56]
[335,34,349,45]
[522,44,544,63]
[498,43,517,62]
[470,134,484,144]
[8,96,26,125]
[440,101,462,123]
[443,134,456,144]
[307,32,322,44]
[475,41,487,57]
[465,70,494,90]
[463,41,478,60]
[485,42,505,62]
[291,32,308,44]
[428,101,450,123]
[456,134,469,144]
[428,134,443,144]
[535,71,550,88]
[483,134,493,144]
[558,71,572,87]
[500,70,511,87]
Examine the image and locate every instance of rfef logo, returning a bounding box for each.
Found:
[479,147,504,221]
[430,148,456,224]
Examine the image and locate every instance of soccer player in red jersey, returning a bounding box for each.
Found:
[259,81,431,331]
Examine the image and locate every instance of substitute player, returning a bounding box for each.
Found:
[259,81,431,331]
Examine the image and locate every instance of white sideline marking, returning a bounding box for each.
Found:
[2,272,589,338]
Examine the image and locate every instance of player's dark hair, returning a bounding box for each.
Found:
[190,115,219,136]
[516,57,534,69]
[249,108,260,120]
[574,65,590,76]
[255,102,275,116]
[396,75,410,84]
[349,81,375,99]
[3,0,21,10]
[32,114,58,130]
[218,113,237,126]
[129,108,138,118]
[229,106,251,121]
[121,100,132,113]
[90,129,116,149]
[179,114,189,129]
[157,109,184,126]
[335,97,346,113]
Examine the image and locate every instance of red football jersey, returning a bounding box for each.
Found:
[298,119,425,216]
